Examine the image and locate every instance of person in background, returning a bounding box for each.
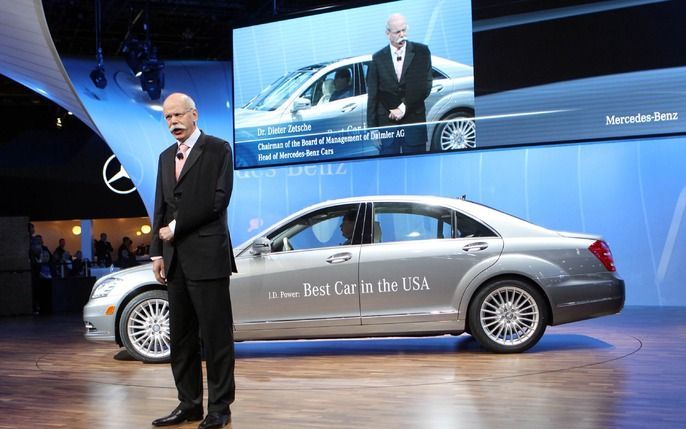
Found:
[330,68,353,101]
[53,238,67,262]
[71,250,86,277]
[340,211,356,245]
[52,238,72,277]
[117,236,137,268]
[94,233,113,266]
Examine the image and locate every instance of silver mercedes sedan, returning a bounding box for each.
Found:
[83,196,624,362]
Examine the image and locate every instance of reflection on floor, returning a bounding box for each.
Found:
[0,307,684,429]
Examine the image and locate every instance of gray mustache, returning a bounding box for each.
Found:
[169,124,187,133]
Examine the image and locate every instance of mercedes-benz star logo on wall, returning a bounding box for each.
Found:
[102,155,137,195]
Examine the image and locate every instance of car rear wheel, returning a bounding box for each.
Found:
[430,110,476,151]
[468,279,547,353]
[119,290,171,363]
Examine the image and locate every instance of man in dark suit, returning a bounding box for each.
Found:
[367,13,432,154]
[150,92,236,429]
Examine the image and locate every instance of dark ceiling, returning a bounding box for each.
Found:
[1,0,359,111]
[42,0,352,61]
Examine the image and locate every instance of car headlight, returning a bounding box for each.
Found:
[91,277,123,299]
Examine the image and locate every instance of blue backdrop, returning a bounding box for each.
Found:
[61,58,686,307]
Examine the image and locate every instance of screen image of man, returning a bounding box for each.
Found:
[150,92,236,429]
[366,13,432,154]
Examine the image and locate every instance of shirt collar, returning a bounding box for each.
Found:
[390,43,407,57]
[177,127,201,149]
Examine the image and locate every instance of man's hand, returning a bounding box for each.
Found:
[159,226,174,241]
[152,258,166,284]
[389,108,405,121]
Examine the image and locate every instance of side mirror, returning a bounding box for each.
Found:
[251,237,271,255]
[291,97,311,113]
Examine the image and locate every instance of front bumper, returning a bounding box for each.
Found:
[83,298,117,342]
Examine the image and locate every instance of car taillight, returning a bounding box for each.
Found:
[589,240,616,272]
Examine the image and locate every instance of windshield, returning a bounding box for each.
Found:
[242,70,315,111]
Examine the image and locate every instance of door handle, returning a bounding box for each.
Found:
[431,84,444,93]
[326,252,353,264]
[462,242,488,252]
[341,103,357,113]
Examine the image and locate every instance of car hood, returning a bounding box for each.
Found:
[235,108,282,128]
[102,262,153,281]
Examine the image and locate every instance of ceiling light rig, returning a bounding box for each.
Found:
[89,0,107,89]
[119,5,165,100]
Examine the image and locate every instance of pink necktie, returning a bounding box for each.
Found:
[175,143,189,180]
[395,50,403,80]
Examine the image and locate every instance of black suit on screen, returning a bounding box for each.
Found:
[366,41,432,153]
[150,131,237,415]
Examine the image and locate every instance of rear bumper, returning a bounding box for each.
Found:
[550,278,625,325]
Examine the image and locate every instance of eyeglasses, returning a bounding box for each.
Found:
[164,108,193,121]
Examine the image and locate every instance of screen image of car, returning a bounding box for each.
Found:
[84,196,624,362]
[234,55,475,167]
[232,0,475,168]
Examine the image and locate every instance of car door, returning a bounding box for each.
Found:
[358,201,503,324]
[231,203,363,331]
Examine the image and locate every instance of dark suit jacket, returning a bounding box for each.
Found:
[366,41,432,128]
[150,132,237,281]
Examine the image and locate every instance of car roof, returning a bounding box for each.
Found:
[295,54,473,79]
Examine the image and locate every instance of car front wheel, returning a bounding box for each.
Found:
[468,279,547,353]
[119,290,171,363]
[430,110,476,151]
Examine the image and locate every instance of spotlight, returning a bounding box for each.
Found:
[90,65,107,89]
[90,0,106,89]
[122,38,147,76]
[140,58,165,100]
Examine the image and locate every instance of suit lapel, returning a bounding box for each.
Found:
[378,46,397,83]
[400,42,415,83]
[176,132,205,184]
[162,146,176,188]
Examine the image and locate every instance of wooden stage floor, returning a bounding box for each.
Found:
[0,307,684,429]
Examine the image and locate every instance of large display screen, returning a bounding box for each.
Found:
[232,0,474,168]
[233,0,686,169]
[472,0,686,149]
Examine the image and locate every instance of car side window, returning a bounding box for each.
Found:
[300,81,319,105]
[432,67,448,80]
[303,66,355,106]
[372,202,453,243]
[454,211,497,238]
[267,204,360,253]
[361,62,370,95]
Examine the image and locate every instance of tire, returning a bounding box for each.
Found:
[468,279,547,353]
[119,290,171,363]
[430,109,476,152]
